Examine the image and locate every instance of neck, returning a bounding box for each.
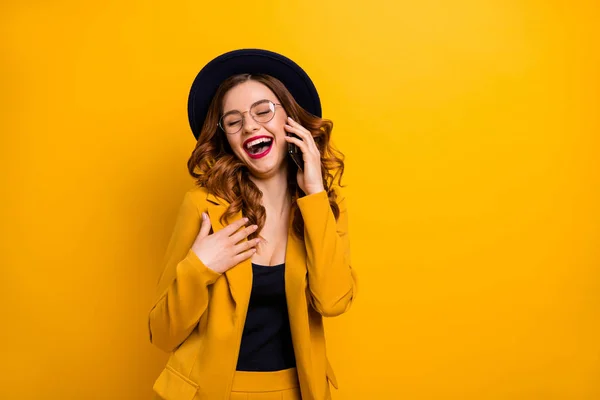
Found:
[249,169,291,217]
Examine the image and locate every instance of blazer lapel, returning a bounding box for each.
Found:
[284,209,313,398]
[206,192,252,317]
[284,209,308,305]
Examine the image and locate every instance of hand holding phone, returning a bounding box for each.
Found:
[284,117,326,195]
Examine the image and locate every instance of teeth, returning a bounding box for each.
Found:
[245,137,272,149]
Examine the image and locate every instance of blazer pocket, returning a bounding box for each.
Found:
[326,358,339,390]
[153,366,198,400]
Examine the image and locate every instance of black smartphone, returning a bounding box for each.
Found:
[287,133,304,171]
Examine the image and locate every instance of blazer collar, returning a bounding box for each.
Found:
[206,191,227,206]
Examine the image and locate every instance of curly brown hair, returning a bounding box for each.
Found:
[187,73,345,241]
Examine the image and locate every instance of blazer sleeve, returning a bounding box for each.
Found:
[296,186,357,317]
[148,190,221,353]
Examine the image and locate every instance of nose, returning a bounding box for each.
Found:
[241,112,260,134]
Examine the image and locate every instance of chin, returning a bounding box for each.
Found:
[244,155,287,177]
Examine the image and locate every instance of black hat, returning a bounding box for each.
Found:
[187,48,322,140]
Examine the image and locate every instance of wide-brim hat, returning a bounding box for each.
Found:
[187,48,322,140]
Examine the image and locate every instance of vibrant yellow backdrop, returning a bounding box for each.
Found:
[1,1,598,399]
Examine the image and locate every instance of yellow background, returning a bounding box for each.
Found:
[1,1,598,399]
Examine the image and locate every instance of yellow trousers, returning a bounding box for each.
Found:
[229,367,301,400]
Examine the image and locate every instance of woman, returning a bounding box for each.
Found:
[148,49,357,400]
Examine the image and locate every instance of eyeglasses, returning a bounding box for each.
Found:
[218,99,282,135]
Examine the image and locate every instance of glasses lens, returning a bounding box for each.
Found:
[221,112,243,134]
[251,101,275,123]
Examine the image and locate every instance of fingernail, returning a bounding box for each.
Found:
[244,217,249,222]
[202,212,207,220]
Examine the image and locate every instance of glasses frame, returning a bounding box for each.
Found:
[218,99,283,135]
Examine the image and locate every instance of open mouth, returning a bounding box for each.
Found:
[244,136,274,159]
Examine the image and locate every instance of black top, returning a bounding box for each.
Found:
[235,262,297,371]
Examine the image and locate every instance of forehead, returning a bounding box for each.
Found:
[222,80,279,113]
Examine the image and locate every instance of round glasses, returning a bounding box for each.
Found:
[218,99,282,134]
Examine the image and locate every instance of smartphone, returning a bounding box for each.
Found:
[287,133,304,171]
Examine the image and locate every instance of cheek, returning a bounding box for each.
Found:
[268,116,287,137]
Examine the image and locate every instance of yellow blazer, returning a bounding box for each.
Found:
[148,186,357,400]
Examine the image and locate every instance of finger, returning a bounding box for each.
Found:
[286,117,310,133]
[285,121,318,152]
[198,212,212,239]
[284,121,309,140]
[232,247,257,264]
[230,224,258,244]
[221,217,250,236]
[234,238,261,254]
[284,135,309,153]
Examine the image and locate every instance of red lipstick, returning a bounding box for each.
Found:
[243,135,274,160]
